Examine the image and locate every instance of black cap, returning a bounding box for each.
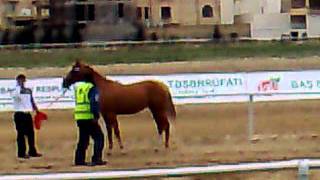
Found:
[16,74,26,80]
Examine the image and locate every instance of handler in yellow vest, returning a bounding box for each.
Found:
[74,81,106,166]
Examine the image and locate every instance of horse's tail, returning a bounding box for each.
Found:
[166,92,176,121]
[166,91,178,148]
[155,80,176,121]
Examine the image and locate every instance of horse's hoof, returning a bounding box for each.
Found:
[120,147,127,155]
[121,150,127,156]
[107,149,113,156]
[171,145,178,151]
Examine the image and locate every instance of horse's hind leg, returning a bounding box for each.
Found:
[152,111,170,150]
[106,113,124,155]
[154,120,163,152]
[164,120,170,148]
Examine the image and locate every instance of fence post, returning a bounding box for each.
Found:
[248,94,254,141]
[298,159,309,180]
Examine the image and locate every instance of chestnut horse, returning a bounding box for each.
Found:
[62,61,176,153]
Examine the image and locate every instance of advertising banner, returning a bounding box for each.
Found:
[1,70,320,111]
[248,70,320,101]
[109,73,248,104]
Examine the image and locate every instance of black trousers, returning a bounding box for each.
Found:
[13,112,38,157]
[75,120,104,164]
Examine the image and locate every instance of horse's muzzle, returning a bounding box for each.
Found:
[62,78,70,89]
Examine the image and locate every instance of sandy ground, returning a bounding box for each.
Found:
[1,58,320,179]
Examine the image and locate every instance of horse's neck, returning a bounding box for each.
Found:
[91,71,115,89]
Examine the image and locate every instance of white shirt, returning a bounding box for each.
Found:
[11,86,33,112]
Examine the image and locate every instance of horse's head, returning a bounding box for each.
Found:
[62,60,94,89]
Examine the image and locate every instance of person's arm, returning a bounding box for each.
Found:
[29,89,39,113]
[89,87,100,120]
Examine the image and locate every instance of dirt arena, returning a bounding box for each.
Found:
[1,58,320,179]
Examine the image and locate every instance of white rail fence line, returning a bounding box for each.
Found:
[0,39,212,50]
[0,159,317,180]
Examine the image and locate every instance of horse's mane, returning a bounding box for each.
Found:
[85,65,121,85]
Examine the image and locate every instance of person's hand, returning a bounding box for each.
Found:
[35,109,40,114]
[93,118,99,124]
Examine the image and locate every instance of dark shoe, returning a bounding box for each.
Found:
[90,160,107,166]
[74,162,89,166]
[18,155,30,159]
[29,153,42,157]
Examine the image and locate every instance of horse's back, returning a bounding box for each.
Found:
[102,79,172,114]
[121,80,170,104]
[130,80,169,95]
[119,80,167,93]
[101,80,156,114]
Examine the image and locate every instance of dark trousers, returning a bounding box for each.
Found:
[75,120,104,164]
[13,112,38,157]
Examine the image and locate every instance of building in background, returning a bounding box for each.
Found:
[234,0,291,40]
[134,0,221,27]
[133,0,249,40]
[45,0,241,42]
[47,0,138,42]
[1,0,320,43]
[0,0,49,44]
[0,2,4,30]
[290,0,320,39]
[0,0,262,43]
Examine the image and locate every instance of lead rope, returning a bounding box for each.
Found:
[45,89,68,109]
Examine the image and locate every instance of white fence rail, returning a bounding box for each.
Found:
[0,39,212,50]
[0,159,316,180]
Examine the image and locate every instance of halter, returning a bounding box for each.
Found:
[73,67,80,72]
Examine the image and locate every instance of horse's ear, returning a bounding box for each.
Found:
[72,59,82,72]
[74,58,83,67]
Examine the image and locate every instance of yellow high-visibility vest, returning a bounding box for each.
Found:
[74,82,94,120]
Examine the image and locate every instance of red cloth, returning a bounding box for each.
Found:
[34,112,48,130]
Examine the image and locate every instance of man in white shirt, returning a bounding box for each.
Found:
[12,74,42,159]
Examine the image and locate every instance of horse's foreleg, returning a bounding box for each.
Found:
[102,114,114,155]
[105,123,113,155]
